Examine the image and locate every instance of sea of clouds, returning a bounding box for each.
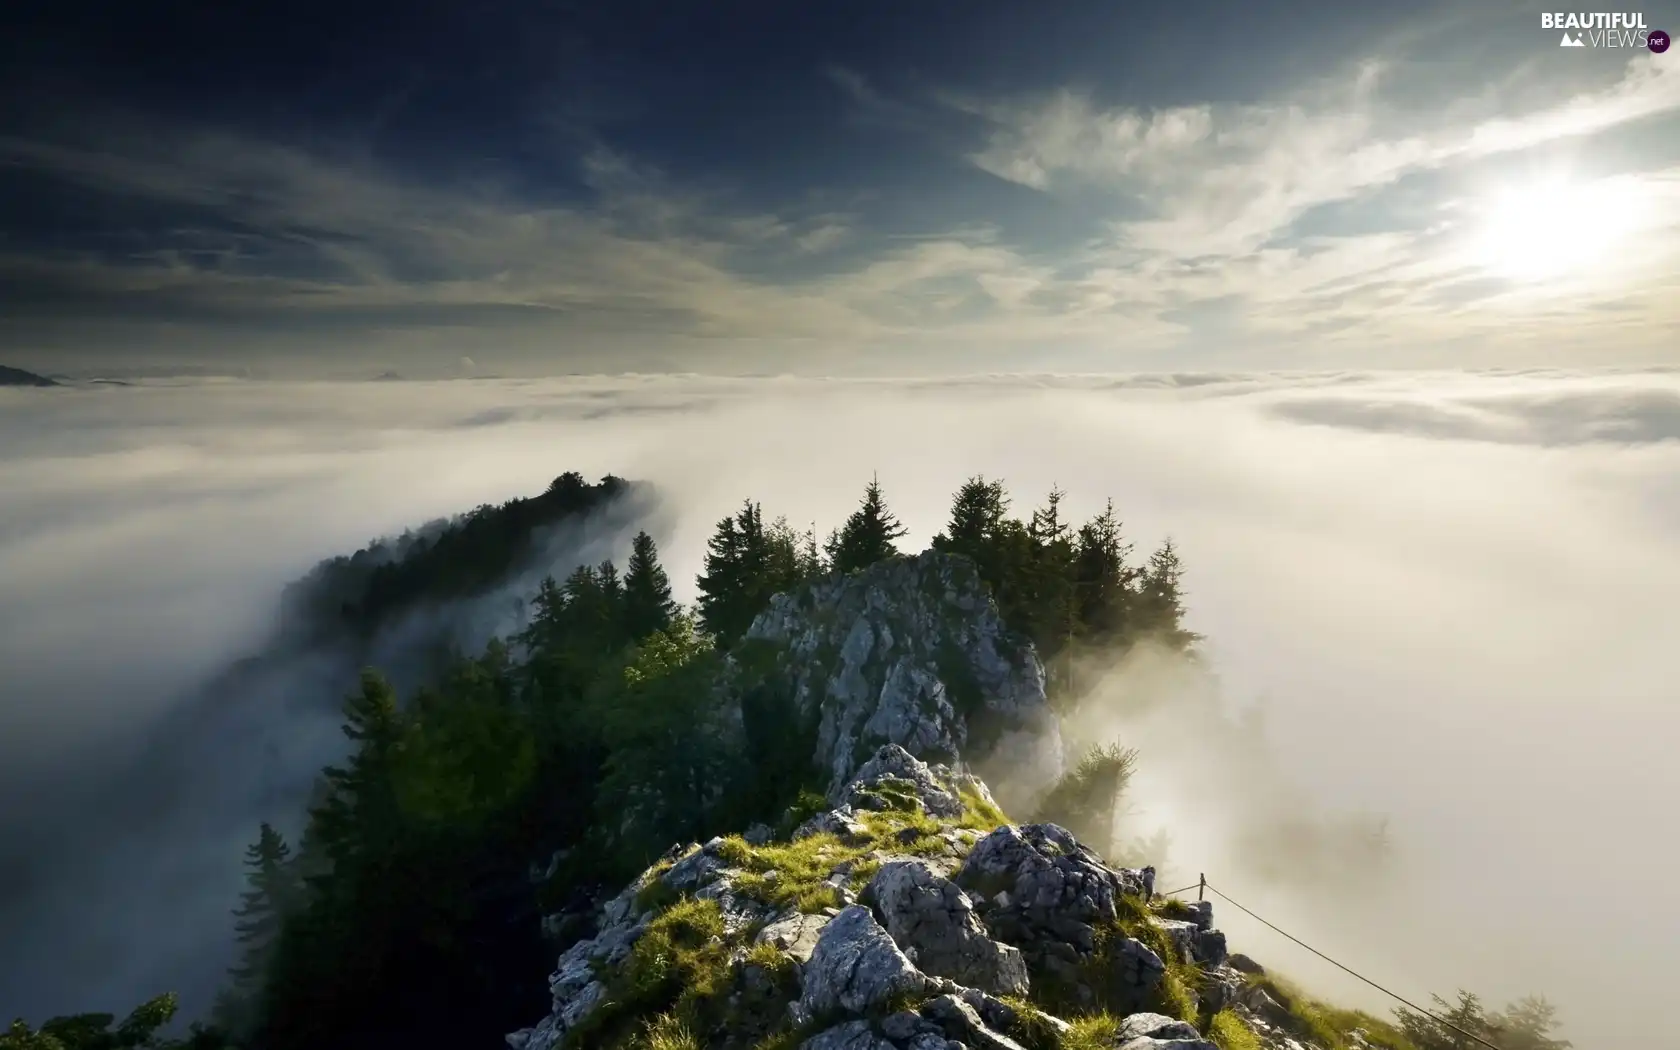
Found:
[2,368,1677,1043]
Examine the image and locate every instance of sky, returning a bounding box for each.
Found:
[3,0,1679,376]
[3,370,1678,1046]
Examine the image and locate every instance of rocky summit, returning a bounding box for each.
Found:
[741,552,1065,809]
[507,745,1309,1050]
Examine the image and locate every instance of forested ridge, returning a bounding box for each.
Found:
[4,473,1569,1050]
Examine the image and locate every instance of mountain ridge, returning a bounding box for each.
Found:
[0,365,59,386]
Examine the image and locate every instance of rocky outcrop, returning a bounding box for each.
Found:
[509,746,1255,1050]
[742,552,1064,806]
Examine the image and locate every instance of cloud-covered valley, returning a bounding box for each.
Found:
[1,370,1676,1046]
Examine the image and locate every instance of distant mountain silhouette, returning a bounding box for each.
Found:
[0,365,59,387]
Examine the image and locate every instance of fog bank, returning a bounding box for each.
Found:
[2,370,1676,1045]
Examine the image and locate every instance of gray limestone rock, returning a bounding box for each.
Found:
[955,823,1163,1012]
[919,993,1029,1050]
[799,1020,898,1050]
[867,859,1028,996]
[742,552,1064,805]
[1118,1013,1205,1042]
[756,911,833,965]
[1114,1013,1218,1050]
[799,905,929,1018]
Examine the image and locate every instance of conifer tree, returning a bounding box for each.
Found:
[933,475,1009,564]
[229,823,297,988]
[308,670,405,874]
[1136,539,1200,651]
[766,516,823,591]
[825,475,909,574]
[1027,486,1078,661]
[1072,499,1136,643]
[695,500,773,647]
[622,531,677,640]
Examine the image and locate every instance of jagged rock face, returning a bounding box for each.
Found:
[511,745,1242,1050]
[743,552,1064,806]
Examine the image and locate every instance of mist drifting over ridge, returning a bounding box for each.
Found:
[1,370,1677,1046]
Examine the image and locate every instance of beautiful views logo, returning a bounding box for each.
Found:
[1540,11,1669,50]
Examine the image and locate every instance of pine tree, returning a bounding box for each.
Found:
[766,516,823,592]
[308,670,405,874]
[695,501,773,647]
[229,823,297,986]
[1072,498,1136,643]
[1396,991,1506,1050]
[1027,486,1078,667]
[1137,539,1200,652]
[933,475,1009,564]
[825,475,909,574]
[622,531,677,640]
[1490,998,1572,1050]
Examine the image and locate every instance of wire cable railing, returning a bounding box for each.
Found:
[1150,872,1508,1050]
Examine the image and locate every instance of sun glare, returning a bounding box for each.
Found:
[1473,177,1642,282]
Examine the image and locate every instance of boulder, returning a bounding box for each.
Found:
[919,993,1029,1050]
[799,1020,898,1050]
[867,859,1028,996]
[1114,1012,1218,1050]
[798,905,929,1020]
[756,911,832,965]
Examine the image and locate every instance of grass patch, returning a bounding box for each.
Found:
[779,789,830,835]
[1059,1014,1120,1050]
[1152,897,1196,921]
[633,860,681,913]
[1113,894,1199,1023]
[958,787,1008,830]
[1242,972,1418,1050]
[627,1013,700,1050]
[728,802,963,913]
[1207,1010,1262,1050]
[996,997,1065,1050]
[1029,907,1197,1023]
[567,890,812,1050]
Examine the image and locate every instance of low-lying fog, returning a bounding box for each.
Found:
[3,369,1677,1045]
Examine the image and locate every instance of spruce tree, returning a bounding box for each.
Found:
[308,670,405,874]
[933,475,1009,564]
[230,823,297,987]
[825,475,909,574]
[1137,539,1200,651]
[1072,499,1136,643]
[622,531,677,640]
[1027,486,1078,664]
[695,501,772,647]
